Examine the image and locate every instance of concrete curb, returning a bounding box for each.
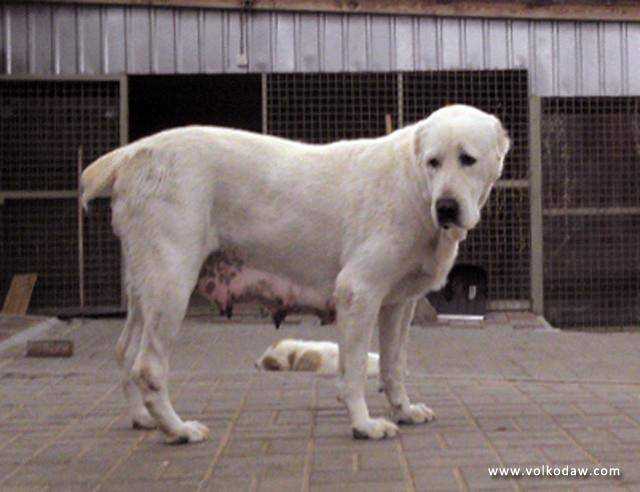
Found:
[0,317,61,354]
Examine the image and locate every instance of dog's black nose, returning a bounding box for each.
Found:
[436,198,460,227]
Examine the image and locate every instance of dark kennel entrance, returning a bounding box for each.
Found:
[128,74,262,141]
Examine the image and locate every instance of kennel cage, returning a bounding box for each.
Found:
[2,71,637,330]
[0,77,124,312]
[541,97,640,329]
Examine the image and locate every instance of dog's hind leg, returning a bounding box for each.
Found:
[379,300,435,425]
[115,285,157,430]
[110,150,218,444]
[128,240,210,444]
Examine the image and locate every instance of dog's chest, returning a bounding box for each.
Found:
[423,235,459,289]
[197,249,335,327]
[388,233,460,302]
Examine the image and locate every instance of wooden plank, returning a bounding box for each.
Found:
[33,1,640,22]
[26,340,74,358]
[2,274,37,315]
[385,114,393,135]
[0,190,77,200]
[543,206,640,217]
[495,179,529,189]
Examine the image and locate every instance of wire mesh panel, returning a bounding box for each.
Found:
[0,79,121,310]
[0,80,120,191]
[403,70,530,302]
[462,186,530,301]
[542,97,640,328]
[83,198,121,307]
[266,73,399,142]
[1,199,79,309]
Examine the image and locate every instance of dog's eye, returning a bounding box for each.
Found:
[460,153,476,166]
[428,158,440,168]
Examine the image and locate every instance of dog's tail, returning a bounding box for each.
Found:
[80,146,130,211]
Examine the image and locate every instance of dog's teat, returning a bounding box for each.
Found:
[272,309,287,329]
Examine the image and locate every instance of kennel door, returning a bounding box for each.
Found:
[0,77,124,314]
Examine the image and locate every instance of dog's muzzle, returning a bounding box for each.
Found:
[435,198,460,229]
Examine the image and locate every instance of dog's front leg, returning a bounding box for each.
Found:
[335,278,398,440]
[379,300,435,425]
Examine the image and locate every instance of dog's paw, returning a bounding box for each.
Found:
[352,417,398,440]
[131,409,157,430]
[391,403,436,425]
[166,420,210,445]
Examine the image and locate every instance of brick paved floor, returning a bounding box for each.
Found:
[0,315,639,491]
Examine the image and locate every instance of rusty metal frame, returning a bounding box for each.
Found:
[529,96,544,316]
[25,0,640,22]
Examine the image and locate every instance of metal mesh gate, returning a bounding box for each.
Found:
[267,73,399,143]
[0,79,122,311]
[541,97,640,328]
[267,70,530,304]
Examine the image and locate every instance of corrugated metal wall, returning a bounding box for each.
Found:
[2,3,640,96]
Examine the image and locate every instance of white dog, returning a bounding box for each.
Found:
[256,338,380,376]
[81,104,509,443]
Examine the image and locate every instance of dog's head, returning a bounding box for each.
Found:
[411,104,510,231]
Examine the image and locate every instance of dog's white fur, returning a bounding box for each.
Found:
[256,338,379,376]
[81,104,509,443]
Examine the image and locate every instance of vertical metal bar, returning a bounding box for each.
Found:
[77,145,85,308]
[119,74,129,145]
[529,95,544,315]
[119,74,129,310]
[261,72,267,134]
[397,72,403,127]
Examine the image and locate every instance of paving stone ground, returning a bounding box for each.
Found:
[0,313,639,491]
